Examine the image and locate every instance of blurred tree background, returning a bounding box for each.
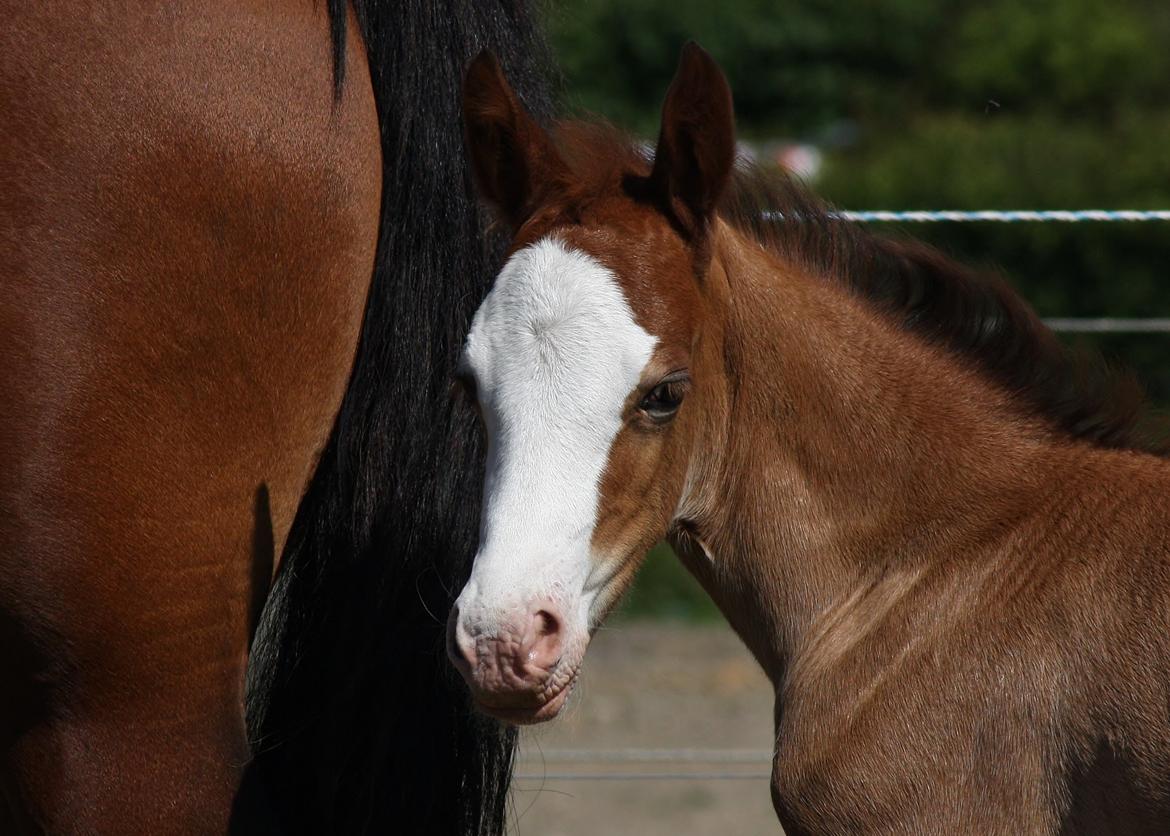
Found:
[542,0,1170,619]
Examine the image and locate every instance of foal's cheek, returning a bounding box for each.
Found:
[592,421,690,565]
[580,428,694,627]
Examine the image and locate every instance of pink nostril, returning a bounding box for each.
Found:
[535,609,559,639]
[522,608,563,671]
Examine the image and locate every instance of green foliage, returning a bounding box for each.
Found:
[818,113,1170,404]
[942,0,1169,117]
[548,0,1170,129]
[545,0,950,137]
[614,543,723,622]
[545,0,1170,618]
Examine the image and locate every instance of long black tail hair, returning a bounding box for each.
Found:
[244,2,552,833]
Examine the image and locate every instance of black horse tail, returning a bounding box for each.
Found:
[243,2,553,833]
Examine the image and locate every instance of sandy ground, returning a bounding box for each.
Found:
[511,622,783,835]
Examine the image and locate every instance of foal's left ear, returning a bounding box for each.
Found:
[650,43,736,238]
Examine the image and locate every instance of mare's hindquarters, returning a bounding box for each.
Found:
[0,1,379,830]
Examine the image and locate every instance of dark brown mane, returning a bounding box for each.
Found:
[719,165,1168,456]
[547,120,1167,457]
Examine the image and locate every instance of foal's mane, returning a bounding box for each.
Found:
[721,167,1167,456]
[552,122,1166,456]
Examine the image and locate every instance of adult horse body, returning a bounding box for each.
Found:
[2,1,548,832]
[450,46,1170,833]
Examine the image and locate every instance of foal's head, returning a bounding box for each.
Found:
[447,44,735,722]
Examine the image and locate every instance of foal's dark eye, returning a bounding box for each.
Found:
[639,375,689,422]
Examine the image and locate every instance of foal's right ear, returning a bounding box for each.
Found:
[650,43,736,238]
[463,51,567,229]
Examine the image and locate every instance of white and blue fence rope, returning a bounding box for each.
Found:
[761,208,1170,223]
[832,209,1170,223]
[778,208,1170,334]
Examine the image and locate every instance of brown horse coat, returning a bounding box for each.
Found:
[457,43,1170,834]
[1,2,378,830]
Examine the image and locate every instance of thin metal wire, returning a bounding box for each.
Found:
[515,748,775,781]
[514,771,772,782]
[1043,318,1170,333]
[517,748,773,764]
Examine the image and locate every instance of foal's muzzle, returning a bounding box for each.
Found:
[446,601,575,724]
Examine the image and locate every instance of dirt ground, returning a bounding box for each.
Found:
[511,622,783,835]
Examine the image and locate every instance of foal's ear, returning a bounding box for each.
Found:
[650,43,736,238]
[463,51,567,229]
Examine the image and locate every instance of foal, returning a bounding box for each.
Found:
[448,44,1170,833]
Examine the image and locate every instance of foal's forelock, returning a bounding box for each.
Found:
[456,237,656,635]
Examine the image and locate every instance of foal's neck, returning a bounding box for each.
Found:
[674,224,1058,683]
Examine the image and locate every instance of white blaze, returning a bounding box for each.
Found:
[457,237,656,638]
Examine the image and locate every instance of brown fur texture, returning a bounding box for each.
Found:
[467,43,1170,833]
[0,2,378,831]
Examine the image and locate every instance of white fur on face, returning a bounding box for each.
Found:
[456,237,656,641]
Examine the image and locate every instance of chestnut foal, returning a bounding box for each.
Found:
[449,44,1170,834]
